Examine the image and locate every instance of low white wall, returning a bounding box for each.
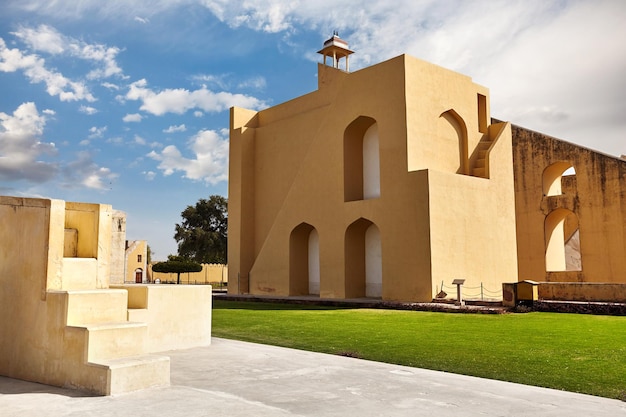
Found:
[113,284,212,352]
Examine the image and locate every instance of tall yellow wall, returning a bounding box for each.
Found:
[0,197,56,379]
[427,123,518,296]
[228,54,519,302]
[513,126,626,283]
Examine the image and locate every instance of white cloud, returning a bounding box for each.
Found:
[201,0,297,33]
[194,111,203,118]
[0,38,96,102]
[102,82,120,90]
[62,150,117,190]
[80,105,98,115]
[106,136,124,144]
[12,24,125,80]
[11,24,65,54]
[163,124,187,133]
[147,129,228,184]
[143,170,156,180]
[134,16,150,24]
[237,75,267,91]
[192,73,229,89]
[42,109,55,115]
[123,113,143,122]
[0,102,58,182]
[134,134,147,145]
[125,78,267,116]
[88,125,107,138]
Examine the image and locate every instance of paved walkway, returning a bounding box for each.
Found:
[1,338,624,416]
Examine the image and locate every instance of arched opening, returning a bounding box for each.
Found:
[345,218,382,298]
[308,228,320,295]
[344,116,380,201]
[289,223,320,296]
[543,162,576,196]
[365,224,382,298]
[545,208,582,272]
[439,109,469,175]
[134,268,143,284]
[363,124,381,199]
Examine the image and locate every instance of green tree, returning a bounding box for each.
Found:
[152,255,202,284]
[174,195,227,264]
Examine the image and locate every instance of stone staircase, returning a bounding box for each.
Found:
[472,138,493,178]
[47,289,170,395]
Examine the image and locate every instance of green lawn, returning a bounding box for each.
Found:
[212,300,626,400]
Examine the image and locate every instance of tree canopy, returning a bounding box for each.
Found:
[152,255,202,284]
[174,195,227,264]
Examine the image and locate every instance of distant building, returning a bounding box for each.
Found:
[125,240,148,283]
[228,35,626,303]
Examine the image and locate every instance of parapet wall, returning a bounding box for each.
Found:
[538,282,626,303]
[150,263,228,284]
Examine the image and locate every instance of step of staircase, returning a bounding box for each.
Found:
[127,308,149,322]
[477,140,492,150]
[91,354,170,395]
[67,322,148,362]
[53,290,130,325]
[72,354,170,395]
[473,167,486,177]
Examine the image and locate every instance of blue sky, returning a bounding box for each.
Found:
[1,0,625,260]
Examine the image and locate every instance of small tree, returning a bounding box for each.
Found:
[152,255,202,285]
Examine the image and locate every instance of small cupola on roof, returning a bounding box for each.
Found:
[317,32,354,72]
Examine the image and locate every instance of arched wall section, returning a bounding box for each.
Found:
[289,223,318,295]
[543,162,575,196]
[308,228,320,295]
[362,124,381,199]
[545,208,581,272]
[345,218,382,298]
[344,116,379,201]
[438,109,469,175]
[365,224,382,297]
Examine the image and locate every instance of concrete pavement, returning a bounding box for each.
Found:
[1,338,624,416]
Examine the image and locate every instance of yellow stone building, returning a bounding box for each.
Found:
[228,36,519,302]
[126,239,148,283]
[228,36,626,303]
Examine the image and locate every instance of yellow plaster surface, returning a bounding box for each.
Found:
[0,195,212,395]
[228,54,519,302]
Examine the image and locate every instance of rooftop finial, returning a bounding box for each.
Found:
[317,32,354,72]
